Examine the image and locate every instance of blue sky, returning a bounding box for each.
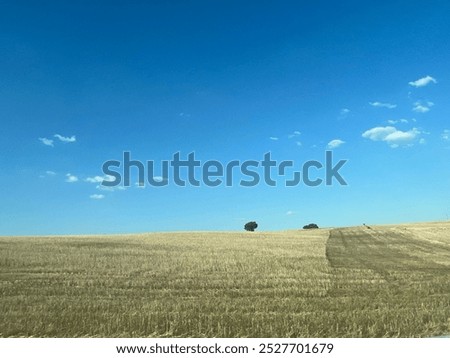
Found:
[1,1,449,235]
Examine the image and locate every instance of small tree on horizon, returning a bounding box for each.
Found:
[244,221,258,232]
[303,223,319,230]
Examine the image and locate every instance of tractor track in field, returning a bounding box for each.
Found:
[322,226,450,337]
[325,226,450,294]
[326,227,450,273]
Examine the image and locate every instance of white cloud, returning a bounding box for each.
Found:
[269,137,279,141]
[384,129,419,142]
[89,194,105,200]
[441,130,450,141]
[288,131,301,138]
[85,176,105,183]
[65,173,78,183]
[369,101,397,109]
[38,137,54,147]
[413,101,434,113]
[408,75,437,88]
[39,134,76,146]
[419,138,426,145]
[286,211,294,216]
[54,134,76,143]
[387,119,408,124]
[363,126,397,141]
[96,184,125,192]
[86,174,124,192]
[296,141,302,147]
[338,108,350,120]
[85,174,115,183]
[40,170,56,179]
[413,105,429,113]
[327,139,345,149]
[362,126,421,147]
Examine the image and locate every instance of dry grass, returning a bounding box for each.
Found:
[0,223,449,337]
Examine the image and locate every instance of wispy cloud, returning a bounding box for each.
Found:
[413,101,434,113]
[327,139,345,149]
[96,185,125,192]
[362,126,421,148]
[269,137,279,141]
[39,134,76,146]
[39,170,56,179]
[54,134,76,143]
[286,211,294,216]
[85,174,124,191]
[85,175,115,183]
[65,173,79,183]
[369,101,397,109]
[288,130,301,138]
[89,194,105,200]
[442,130,450,141]
[387,119,408,124]
[295,141,302,147]
[38,137,54,147]
[338,108,350,120]
[408,75,437,88]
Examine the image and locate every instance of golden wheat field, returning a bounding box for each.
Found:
[0,222,449,337]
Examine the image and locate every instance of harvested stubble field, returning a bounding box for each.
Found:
[0,222,449,337]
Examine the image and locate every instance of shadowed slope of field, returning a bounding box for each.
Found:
[325,225,450,337]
